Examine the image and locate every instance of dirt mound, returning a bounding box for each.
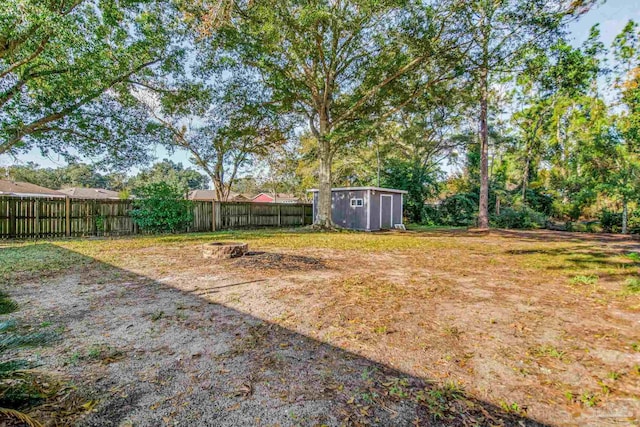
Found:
[231,252,326,271]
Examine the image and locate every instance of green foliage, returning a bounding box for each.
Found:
[492,207,547,229]
[522,189,554,216]
[599,209,640,234]
[131,183,193,233]
[0,0,185,166]
[381,159,439,224]
[600,209,623,233]
[128,160,209,193]
[435,193,478,226]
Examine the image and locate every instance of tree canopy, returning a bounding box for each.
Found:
[0,0,190,167]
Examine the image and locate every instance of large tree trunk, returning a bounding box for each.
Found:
[211,175,225,201]
[622,198,628,234]
[478,66,490,229]
[316,139,333,228]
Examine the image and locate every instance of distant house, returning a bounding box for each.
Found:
[188,190,250,202]
[60,187,123,200]
[0,180,65,198]
[252,193,301,204]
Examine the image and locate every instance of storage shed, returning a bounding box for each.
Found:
[308,187,407,231]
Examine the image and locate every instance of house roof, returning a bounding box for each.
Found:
[0,180,66,198]
[252,192,301,202]
[59,187,122,200]
[188,190,247,201]
[306,186,408,194]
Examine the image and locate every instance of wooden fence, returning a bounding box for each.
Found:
[0,196,313,239]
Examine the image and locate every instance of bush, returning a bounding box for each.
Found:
[522,189,554,216]
[492,207,547,229]
[131,182,193,233]
[421,204,440,226]
[599,209,622,233]
[438,193,478,226]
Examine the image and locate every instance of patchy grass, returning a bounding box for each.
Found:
[1,228,639,425]
[625,277,640,294]
[570,274,599,286]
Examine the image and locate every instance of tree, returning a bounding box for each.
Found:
[258,143,306,200]
[128,160,209,193]
[610,20,640,233]
[142,77,288,201]
[4,162,110,189]
[381,81,469,222]
[459,0,594,228]
[0,0,199,166]
[513,33,601,204]
[207,0,468,227]
[230,176,262,196]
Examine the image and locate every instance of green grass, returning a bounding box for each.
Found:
[626,252,640,262]
[624,277,640,294]
[570,275,598,286]
[0,292,18,315]
[0,228,468,280]
[0,244,91,280]
[2,228,640,303]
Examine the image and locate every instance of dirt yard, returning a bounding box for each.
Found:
[1,228,639,426]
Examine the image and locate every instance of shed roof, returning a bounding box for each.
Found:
[307,186,408,194]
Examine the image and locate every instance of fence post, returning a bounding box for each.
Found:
[65,197,71,237]
[8,198,16,238]
[300,204,304,226]
[278,204,281,227]
[248,203,252,227]
[34,199,40,238]
[215,201,221,230]
[211,200,216,231]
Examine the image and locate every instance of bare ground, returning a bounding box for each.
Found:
[2,229,640,426]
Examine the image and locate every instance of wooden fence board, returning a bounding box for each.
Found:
[0,197,312,239]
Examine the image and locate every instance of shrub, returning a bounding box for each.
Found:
[422,204,440,226]
[600,209,622,233]
[438,193,478,226]
[131,182,193,233]
[492,207,547,229]
[523,189,554,216]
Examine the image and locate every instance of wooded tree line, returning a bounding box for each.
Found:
[3,0,639,231]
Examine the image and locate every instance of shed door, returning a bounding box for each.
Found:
[380,194,393,229]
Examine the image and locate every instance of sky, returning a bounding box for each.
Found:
[2,0,639,177]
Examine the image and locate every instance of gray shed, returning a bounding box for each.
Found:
[308,187,407,231]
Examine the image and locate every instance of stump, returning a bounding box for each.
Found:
[202,242,248,259]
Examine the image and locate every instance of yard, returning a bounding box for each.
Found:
[1,228,639,426]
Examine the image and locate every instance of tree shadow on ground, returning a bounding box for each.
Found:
[4,244,551,426]
[492,229,640,246]
[505,246,639,275]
